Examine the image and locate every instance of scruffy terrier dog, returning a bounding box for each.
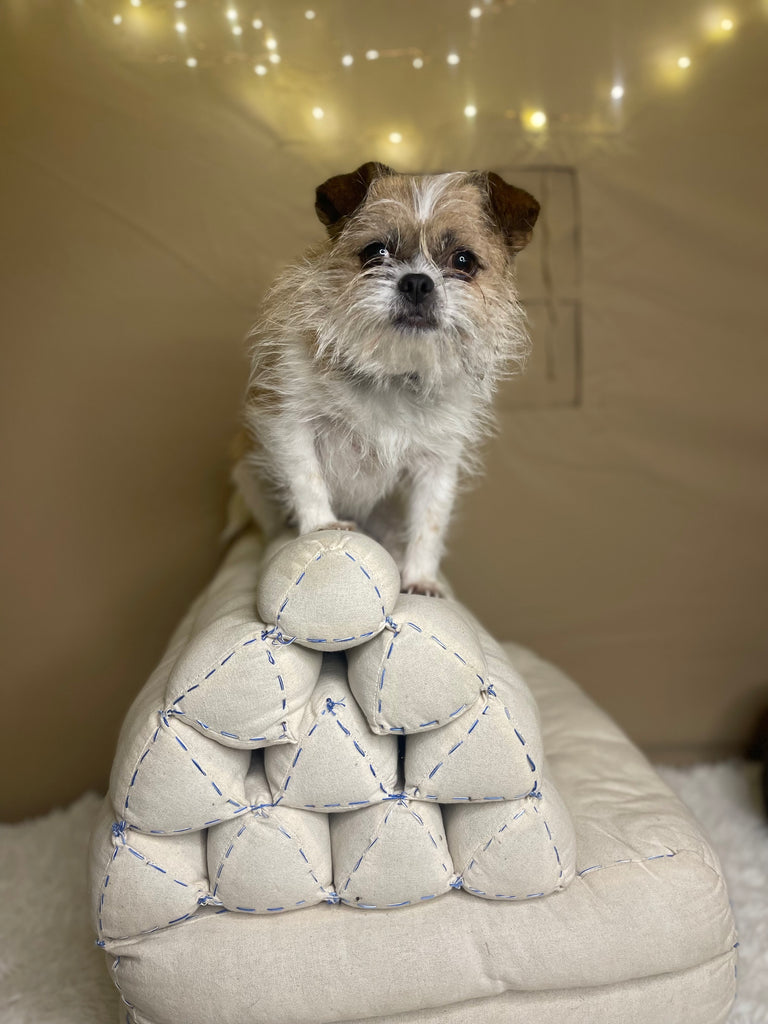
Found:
[233,161,539,596]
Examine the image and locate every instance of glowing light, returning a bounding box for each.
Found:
[341,54,354,66]
[232,25,243,35]
[265,37,277,50]
[186,57,197,67]
[175,20,187,33]
[312,107,324,119]
[470,6,482,17]
[130,0,141,7]
[174,0,186,7]
[252,18,263,29]
[226,8,238,21]
[305,9,316,19]
[112,14,122,24]
[389,131,403,143]
[268,53,281,64]
[366,49,380,60]
[677,55,691,68]
[412,57,424,68]
[447,52,461,65]
[254,64,267,75]
[464,104,477,118]
[528,109,547,129]
[611,84,624,99]
[702,10,737,39]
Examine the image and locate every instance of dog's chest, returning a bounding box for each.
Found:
[314,393,460,511]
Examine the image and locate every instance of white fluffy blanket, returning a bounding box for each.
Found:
[0,763,765,1023]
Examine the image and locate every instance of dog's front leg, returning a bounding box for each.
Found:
[269,412,353,535]
[400,456,460,597]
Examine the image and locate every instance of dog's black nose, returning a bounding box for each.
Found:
[398,273,435,305]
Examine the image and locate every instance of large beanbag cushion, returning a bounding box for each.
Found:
[89,530,737,1024]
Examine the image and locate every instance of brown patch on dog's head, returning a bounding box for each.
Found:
[484,172,540,252]
[315,162,396,236]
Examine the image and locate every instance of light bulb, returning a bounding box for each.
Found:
[226,8,237,21]
[254,64,267,75]
[265,37,277,49]
[611,84,624,99]
[464,104,477,118]
[305,9,316,19]
[186,57,197,67]
[366,49,380,60]
[389,131,403,144]
[677,55,691,68]
[447,53,460,65]
[312,107,324,119]
[721,17,734,30]
[528,110,547,129]
[174,0,186,7]
[341,54,354,66]
[232,25,242,35]
[112,14,122,24]
[470,6,482,17]
[268,53,281,64]
[175,21,187,33]
[412,57,424,69]
[130,0,140,7]
[252,18,263,29]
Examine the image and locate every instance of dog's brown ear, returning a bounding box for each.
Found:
[315,162,396,235]
[485,172,540,253]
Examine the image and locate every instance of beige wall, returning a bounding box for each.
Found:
[1,1,767,820]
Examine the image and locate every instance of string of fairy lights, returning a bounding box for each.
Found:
[101,0,744,140]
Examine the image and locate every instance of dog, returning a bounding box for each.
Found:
[232,161,539,596]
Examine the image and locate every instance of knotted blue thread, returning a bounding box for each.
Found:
[449,876,464,889]
[261,626,296,646]
[486,683,497,698]
[111,820,127,841]
[325,697,346,714]
[325,891,341,904]
[384,615,401,634]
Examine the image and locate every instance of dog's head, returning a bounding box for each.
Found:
[308,162,539,393]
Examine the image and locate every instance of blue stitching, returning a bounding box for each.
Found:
[166,637,294,745]
[212,811,335,907]
[276,546,389,634]
[98,842,201,943]
[378,620,474,731]
[260,626,296,646]
[124,712,238,820]
[274,697,394,807]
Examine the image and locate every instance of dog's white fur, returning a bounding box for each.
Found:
[234,163,539,595]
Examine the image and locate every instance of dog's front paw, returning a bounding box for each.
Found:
[401,579,445,598]
[317,520,358,532]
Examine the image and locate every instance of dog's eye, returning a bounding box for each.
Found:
[450,250,479,276]
[360,242,391,267]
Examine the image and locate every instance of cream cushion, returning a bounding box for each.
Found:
[91,532,736,1023]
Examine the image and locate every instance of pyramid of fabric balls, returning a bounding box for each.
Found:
[90,530,575,943]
